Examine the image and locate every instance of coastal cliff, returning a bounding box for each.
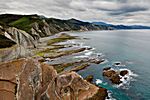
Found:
[0,14,111,48]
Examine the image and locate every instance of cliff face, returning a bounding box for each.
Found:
[0,58,107,100]
[0,26,16,48]
[0,14,111,48]
[6,27,36,47]
[0,25,36,62]
[0,25,36,48]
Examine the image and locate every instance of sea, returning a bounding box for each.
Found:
[68,30,150,100]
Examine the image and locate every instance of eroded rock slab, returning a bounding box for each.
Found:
[0,58,108,100]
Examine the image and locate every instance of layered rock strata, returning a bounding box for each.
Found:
[0,58,107,100]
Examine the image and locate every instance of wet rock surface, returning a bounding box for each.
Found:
[103,67,129,84]
[0,58,108,100]
[120,70,128,76]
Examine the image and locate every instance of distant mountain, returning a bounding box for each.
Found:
[92,22,112,26]
[92,22,150,29]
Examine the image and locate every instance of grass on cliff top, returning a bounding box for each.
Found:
[9,16,40,32]
[47,33,77,45]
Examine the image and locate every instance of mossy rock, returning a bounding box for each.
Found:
[47,33,77,45]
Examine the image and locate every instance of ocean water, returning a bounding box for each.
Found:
[69,30,150,100]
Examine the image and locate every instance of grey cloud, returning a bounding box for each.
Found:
[109,5,149,15]
[0,0,150,25]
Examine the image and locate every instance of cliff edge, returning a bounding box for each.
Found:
[0,58,107,100]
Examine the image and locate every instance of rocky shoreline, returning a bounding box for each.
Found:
[0,33,109,100]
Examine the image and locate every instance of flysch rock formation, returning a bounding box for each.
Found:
[6,27,36,47]
[0,25,36,62]
[0,58,107,100]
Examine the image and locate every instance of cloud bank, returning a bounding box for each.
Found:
[0,0,150,25]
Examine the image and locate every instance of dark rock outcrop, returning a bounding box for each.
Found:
[110,74,121,84]
[0,58,108,100]
[103,70,116,78]
[103,69,121,84]
[103,68,129,84]
[120,70,128,76]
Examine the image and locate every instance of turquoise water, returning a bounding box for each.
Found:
[69,30,150,100]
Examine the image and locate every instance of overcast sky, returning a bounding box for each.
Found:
[0,0,150,25]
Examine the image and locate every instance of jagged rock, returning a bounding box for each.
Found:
[110,74,121,84]
[103,69,122,84]
[103,70,116,77]
[120,70,128,76]
[0,58,108,100]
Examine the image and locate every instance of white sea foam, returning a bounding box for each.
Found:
[96,79,103,84]
[74,50,93,58]
[74,55,88,58]
[67,40,76,44]
[120,68,138,77]
[79,43,84,47]
[95,79,116,100]
[91,48,96,50]
[84,51,93,56]
[115,68,138,89]
[106,91,116,100]
[101,59,109,64]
